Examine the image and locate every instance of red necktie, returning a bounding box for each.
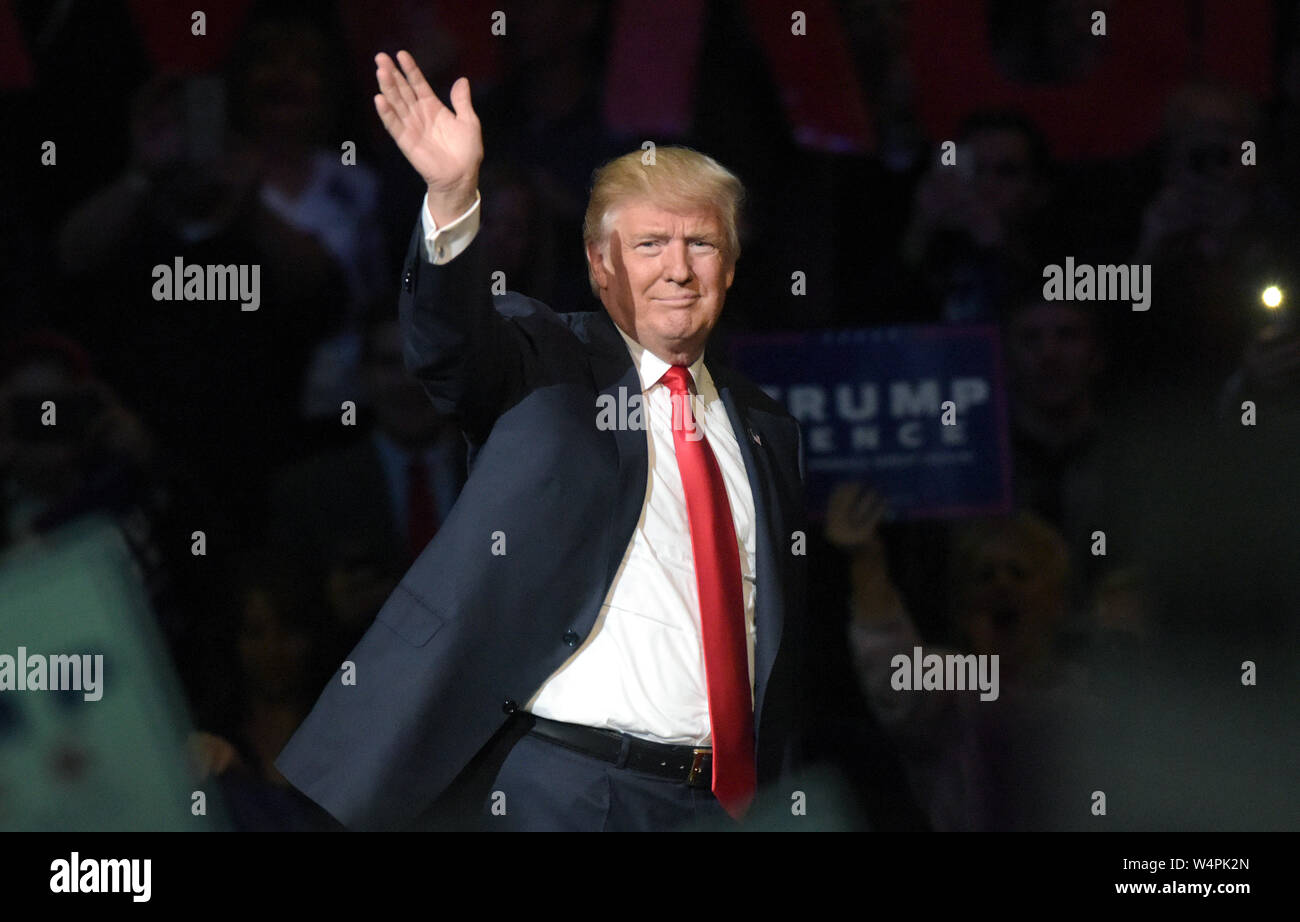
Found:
[660,365,756,819]
[407,456,439,559]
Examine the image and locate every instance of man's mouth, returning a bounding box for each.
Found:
[653,294,699,306]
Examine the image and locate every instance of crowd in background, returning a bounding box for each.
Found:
[3,0,1299,830]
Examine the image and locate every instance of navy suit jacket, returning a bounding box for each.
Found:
[277,215,809,830]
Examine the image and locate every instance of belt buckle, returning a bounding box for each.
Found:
[686,748,710,788]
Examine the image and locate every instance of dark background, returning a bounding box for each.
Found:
[1,0,1297,831]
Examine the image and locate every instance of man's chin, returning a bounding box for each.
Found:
[645,331,707,364]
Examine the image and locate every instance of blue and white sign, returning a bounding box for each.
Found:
[727,325,1013,519]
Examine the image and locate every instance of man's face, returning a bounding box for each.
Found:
[587,199,735,366]
[967,128,1039,226]
[1006,302,1100,411]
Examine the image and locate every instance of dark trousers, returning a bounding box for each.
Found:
[482,724,736,832]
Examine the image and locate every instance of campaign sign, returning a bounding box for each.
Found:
[726,325,1013,519]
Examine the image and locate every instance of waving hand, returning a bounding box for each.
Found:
[374,50,482,224]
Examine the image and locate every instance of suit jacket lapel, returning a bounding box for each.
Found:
[713,363,786,742]
[584,312,650,591]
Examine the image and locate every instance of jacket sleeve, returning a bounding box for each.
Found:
[397,213,545,445]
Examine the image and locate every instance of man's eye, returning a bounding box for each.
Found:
[690,241,717,250]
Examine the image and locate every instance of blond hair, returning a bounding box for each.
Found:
[950,511,1071,595]
[582,146,745,295]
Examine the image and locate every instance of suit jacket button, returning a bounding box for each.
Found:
[502,699,518,714]
[563,631,580,647]
[402,268,414,293]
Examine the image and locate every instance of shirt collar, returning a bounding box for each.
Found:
[611,320,710,395]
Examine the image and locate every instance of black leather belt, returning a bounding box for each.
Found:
[526,714,713,789]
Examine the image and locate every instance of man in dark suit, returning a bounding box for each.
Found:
[277,51,808,831]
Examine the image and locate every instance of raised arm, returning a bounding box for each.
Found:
[374,51,532,442]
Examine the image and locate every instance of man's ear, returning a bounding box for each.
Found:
[724,261,736,290]
[585,240,610,291]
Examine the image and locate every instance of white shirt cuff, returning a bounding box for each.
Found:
[421,190,482,265]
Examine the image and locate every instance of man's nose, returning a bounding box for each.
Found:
[662,240,693,282]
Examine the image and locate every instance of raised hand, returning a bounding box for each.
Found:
[825,482,889,551]
[373,50,483,224]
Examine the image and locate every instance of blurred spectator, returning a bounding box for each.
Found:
[1,331,154,545]
[1136,82,1268,265]
[269,308,467,650]
[1217,311,1300,433]
[474,159,562,306]
[56,71,338,292]
[947,513,1076,685]
[54,70,346,540]
[473,0,621,311]
[227,9,385,310]
[0,329,214,700]
[223,9,392,419]
[901,110,1058,323]
[1128,80,1299,394]
[191,548,339,830]
[1002,292,1118,621]
[828,485,1096,830]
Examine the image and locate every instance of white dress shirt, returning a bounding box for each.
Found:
[420,192,758,746]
